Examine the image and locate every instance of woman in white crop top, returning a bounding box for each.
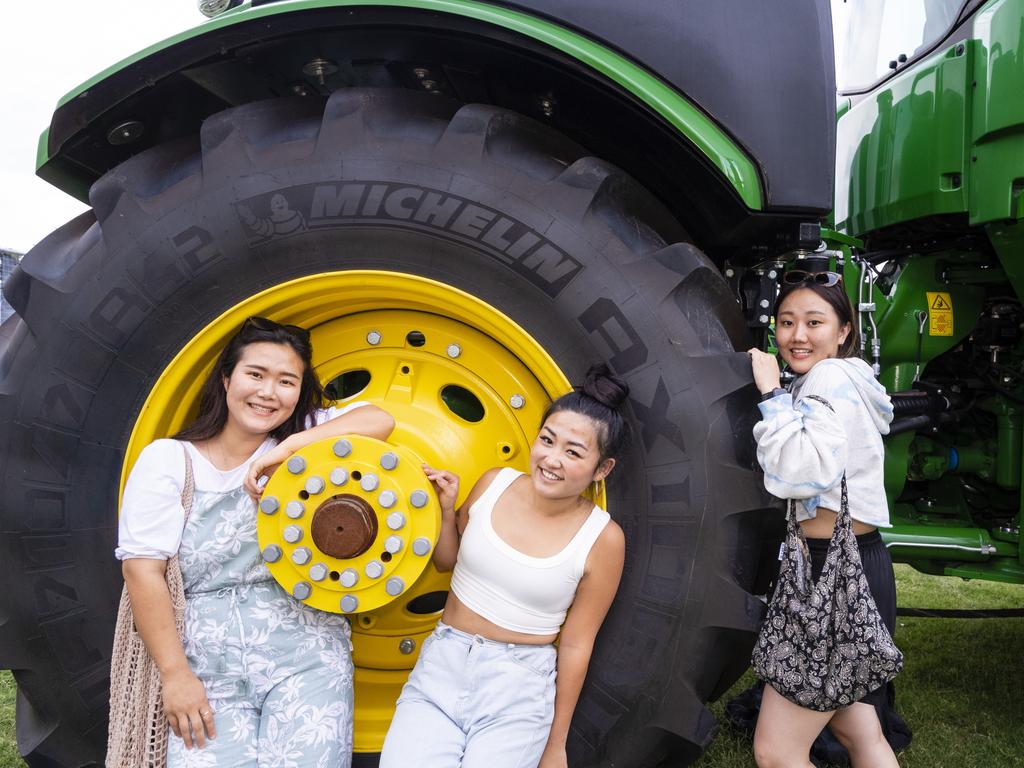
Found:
[380,365,628,768]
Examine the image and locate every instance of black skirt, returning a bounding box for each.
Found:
[806,530,895,708]
[725,529,913,763]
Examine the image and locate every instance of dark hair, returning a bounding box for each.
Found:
[173,317,327,443]
[541,363,631,461]
[776,279,860,358]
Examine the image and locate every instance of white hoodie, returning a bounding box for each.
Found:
[752,357,894,527]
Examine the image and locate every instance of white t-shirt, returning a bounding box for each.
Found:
[116,402,368,560]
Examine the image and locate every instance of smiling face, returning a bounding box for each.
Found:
[775,288,851,375]
[529,409,615,500]
[222,342,305,438]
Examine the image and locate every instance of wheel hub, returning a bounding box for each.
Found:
[312,494,379,560]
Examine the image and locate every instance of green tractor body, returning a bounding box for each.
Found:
[1,0,1018,766]
[834,0,1024,584]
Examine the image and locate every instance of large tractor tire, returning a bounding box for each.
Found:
[0,89,772,766]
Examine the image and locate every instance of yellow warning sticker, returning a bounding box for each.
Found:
[926,292,954,336]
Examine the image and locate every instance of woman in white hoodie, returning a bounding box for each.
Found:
[748,271,901,768]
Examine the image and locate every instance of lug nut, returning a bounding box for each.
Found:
[283,525,303,543]
[340,568,359,588]
[365,560,384,579]
[412,537,432,556]
[262,544,283,563]
[287,456,306,474]
[330,468,349,486]
[410,490,429,508]
[384,536,403,554]
[360,473,380,492]
[340,595,359,613]
[293,581,312,600]
[285,501,305,519]
[380,452,399,471]
[305,476,325,495]
[399,638,416,654]
[333,439,353,458]
[366,331,382,346]
[387,512,406,530]
[309,563,328,581]
[260,497,280,515]
[509,394,526,409]
[291,547,312,565]
[385,577,405,596]
[379,490,398,509]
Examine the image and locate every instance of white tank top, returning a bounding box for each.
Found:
[450,467,611,635]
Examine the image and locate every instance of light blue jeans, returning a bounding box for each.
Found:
[380,621,557,768]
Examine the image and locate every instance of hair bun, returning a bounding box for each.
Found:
[581,363,629,409]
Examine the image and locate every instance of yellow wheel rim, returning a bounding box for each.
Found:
[121,270,590,751]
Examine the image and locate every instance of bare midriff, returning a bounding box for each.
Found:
[440,591,559,645]
[800,506,877,539]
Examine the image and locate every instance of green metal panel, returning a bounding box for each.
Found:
[970,0,1024,225]
[835,42,970,235]
[36,0,763,210]
[836,0,1024,236]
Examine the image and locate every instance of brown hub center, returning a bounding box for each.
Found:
[311,494,378,559]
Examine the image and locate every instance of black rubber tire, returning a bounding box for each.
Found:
[0,89,774,767]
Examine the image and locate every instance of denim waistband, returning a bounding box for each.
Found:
[433,620,554,650]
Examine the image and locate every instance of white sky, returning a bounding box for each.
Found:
[0,1,198,253]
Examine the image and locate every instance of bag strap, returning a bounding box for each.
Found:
[180,443,195,527]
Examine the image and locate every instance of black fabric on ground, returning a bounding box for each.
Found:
[725,530,913,765]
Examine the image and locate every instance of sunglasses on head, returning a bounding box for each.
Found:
[781,270,842,288]
[243,315,311,341]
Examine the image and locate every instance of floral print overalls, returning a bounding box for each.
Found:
[168,475,353,768]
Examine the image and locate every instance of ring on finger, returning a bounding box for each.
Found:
[201,709,213,717]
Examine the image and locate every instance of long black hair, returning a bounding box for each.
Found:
[173,317,327,443]
[542,363,631,462]
[776,279,860,358]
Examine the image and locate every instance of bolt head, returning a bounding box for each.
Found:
[305,476,325,495]
[291,547,312,565]
[283,525,303,544]
[509,394,526,409]
[759,314,770,324]
[309,563,328,582]
[261,544,283,563]
[360,473,380,492]
[333,439,353,458]
[399,638,416,654]
[386,512,406,530]
[385,577,405,596]
[330,468,349,485]
[287,456,306,475]
[380,452,399,471]
[260,497,280,515]
[725,268,735,278]
[759,299,770,308]
[384,535,403,554]
[340,568,359,588]
[340,595,359,613]
[366,331,382,346]
[292,581,312,600]
[446,343,462,358]
[365,560,384,579]
[285,501,305,519]
[412,537,432,556]
[410,490,429,509]
[379,490,398,509]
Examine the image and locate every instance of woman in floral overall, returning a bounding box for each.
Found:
[116,317,394,767]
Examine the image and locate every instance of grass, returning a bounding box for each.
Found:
[698,565,1024,768]
[1,566,1021,767]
